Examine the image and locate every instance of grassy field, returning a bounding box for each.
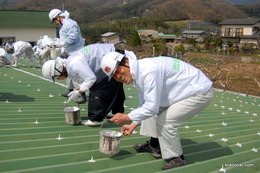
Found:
[0,60,259,173]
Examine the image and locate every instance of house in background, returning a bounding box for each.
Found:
[181,30,210,42]
[175,30,209,43]
[219,18,260,47]
[158,34,176,43]
[100,32,126,47]
[137,29,176,43]
[0,9,57,45]
[137,29,159,38]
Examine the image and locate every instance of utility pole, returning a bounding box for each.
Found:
[61,0,65,11]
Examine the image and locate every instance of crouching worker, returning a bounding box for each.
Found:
[11,41,35,68]
[100,52,214,170]
[42,44,125,126]
[0,48,11,67]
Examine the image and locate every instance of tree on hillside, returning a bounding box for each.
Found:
[128,31,142,47]
[188,38,196,49]
[203,35,213,50]
[174,44,186,58]
[213,37,223,48]
[152,39,168,56]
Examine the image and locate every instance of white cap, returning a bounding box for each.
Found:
[49,9,61,21]
[42,57,64,82]
[101,52,124,80]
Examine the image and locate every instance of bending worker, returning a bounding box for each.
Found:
[42,44,125,126]
[101,52,214,170]
[11,41,35,68]
[0,48,11,67]
[48,8,85,103]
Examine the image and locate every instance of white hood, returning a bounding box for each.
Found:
[125,50,138,85]
[59,10,70,19]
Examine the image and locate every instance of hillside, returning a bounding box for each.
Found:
[0,0,251,24]
[218,0,260,4]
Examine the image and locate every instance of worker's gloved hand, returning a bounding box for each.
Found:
[66,90,81,103]
[51,41,65,48]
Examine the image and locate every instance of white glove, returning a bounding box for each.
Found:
[66,90,81,103]
[51,41,65,48]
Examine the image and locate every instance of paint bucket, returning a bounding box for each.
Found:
[64,106,80,125]
[99,130,123,155]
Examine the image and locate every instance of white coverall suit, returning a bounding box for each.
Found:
[65,44,113,92]
[58,11,85,90]
[126,55,214,159]
[65,44,125,121]
[0,48,11,67]
[12,41,35,67]
[36,35,61,66]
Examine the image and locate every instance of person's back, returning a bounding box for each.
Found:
[136,57,212,105]
[78,44,115,72]
[12,41,27,51]
[12,41,35,67]
[59,16,85,54]
[65,44,115,85]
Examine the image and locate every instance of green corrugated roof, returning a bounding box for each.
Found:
[0,9,57,28]
[158,34,176,38]
[0,60,259,173]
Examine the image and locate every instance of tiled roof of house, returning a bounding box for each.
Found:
[219,19,260,25]
[0,9,56,28]
[182,30,208,34]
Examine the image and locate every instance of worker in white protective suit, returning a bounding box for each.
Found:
[2,42,12,53]
[0,48,11,67]
[100,52,214,170]
[36,35,62,66]
[33,45,42,59]
[48,8,85,102]
[11,41,35,68]
[42,44,125,126]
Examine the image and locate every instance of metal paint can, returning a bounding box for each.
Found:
[64,106,80,125]
[99,130,123,155]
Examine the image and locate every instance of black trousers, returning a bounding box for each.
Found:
[88,69,125,122]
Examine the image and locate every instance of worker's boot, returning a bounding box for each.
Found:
[76,92,87,104]
[133,140,161,158]
[12,59,18,67]
[162,155,185,170]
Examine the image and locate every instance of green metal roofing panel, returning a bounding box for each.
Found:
[158,34,176,38]
[0,59,259,173]
[0,9,57,28]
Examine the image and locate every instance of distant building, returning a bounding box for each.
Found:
[137,29,159,38]
[0,9,57,45]
[181,30,210,41]
[100,32,126,46]
[219,19,260,47]
[175,30,210,43]
[137,29,176,43]
[209,29,221,36]
[158,34,176,43]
